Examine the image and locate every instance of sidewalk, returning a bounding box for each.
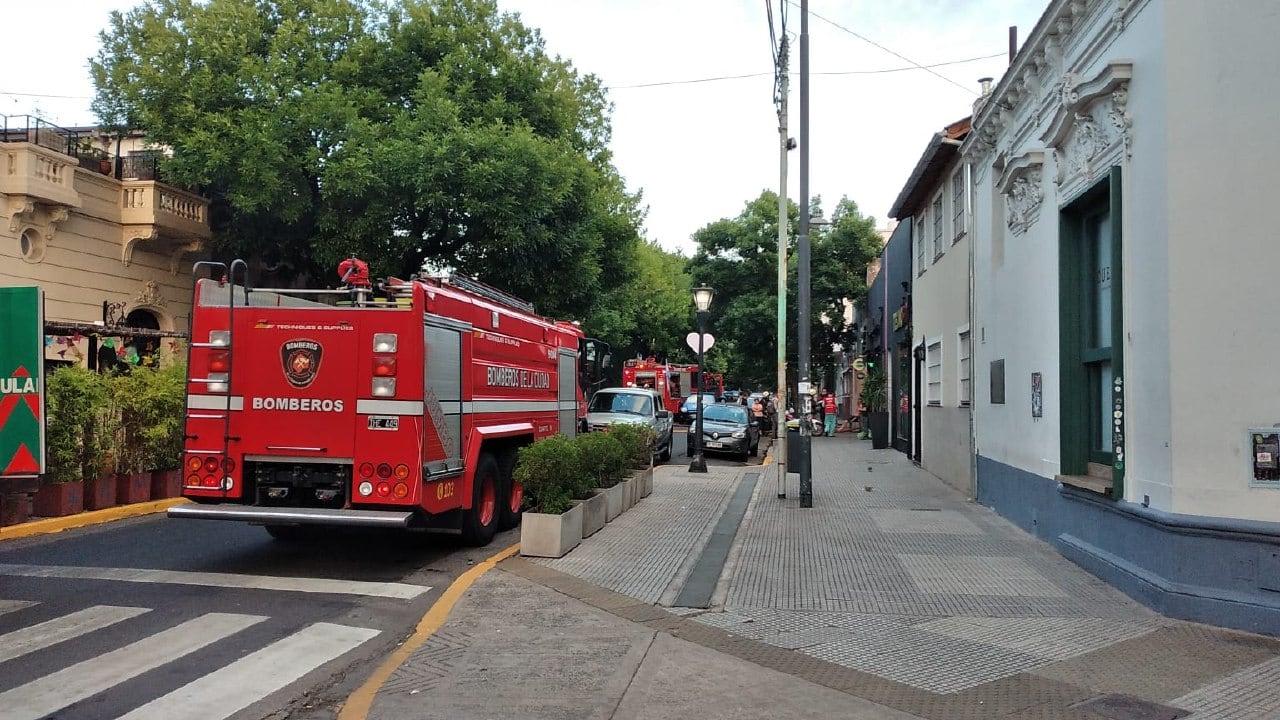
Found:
[370,437,1280,719]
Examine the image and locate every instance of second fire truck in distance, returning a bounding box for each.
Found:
[168,258,609,546]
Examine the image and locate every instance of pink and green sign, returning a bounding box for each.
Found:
[0,287,45,477]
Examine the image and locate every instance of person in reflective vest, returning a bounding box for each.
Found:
[822,390,838,437]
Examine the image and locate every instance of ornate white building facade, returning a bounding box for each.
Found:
[964,0,1280,634]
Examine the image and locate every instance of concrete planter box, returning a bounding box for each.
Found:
[519,503,584,558]
[576,491,608,538]
[640,467,654,498]
[620,477,635,511]
[596,483,625,521]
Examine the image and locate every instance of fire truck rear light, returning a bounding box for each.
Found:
[208,350,230,373]
[207,373,229,393]
[222,458,236,472]
[377,482,390,497]
[185,474,200,487]
[357,481,373,497]
[371,378,396,397]
[359,462,374,478]
[393,483,408,499]
[186,455,203,472]
[209,330,231,347]
[221,477,234,491]
[376,463,392,479]
[372,333,398,353]
[393,464,410,480]
[203,457,220,473]
[372,356,397,377]
[202,475,218,487]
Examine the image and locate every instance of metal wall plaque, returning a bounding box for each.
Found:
[1250,428,1280,488]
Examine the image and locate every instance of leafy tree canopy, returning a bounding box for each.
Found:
[91,0,638,319]
[686,191,882,395]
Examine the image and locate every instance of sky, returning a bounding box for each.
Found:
[1,0,1049,256]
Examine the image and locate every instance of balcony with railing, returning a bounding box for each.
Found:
[1,115,209,267]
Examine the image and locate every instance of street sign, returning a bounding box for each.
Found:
[0,287,45,477]
[685,332,715,353]
[852,356,866,373]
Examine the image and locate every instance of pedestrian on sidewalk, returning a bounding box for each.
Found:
[822,389,838,437]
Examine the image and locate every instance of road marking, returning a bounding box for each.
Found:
[0,599,35,617]
[0,605,150,664]
[0,612,266,720]
[117,622,380,720]
[0,564,430,600]
[338,542,520,720]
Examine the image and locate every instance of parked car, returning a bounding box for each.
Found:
[685,402,759,462]
[585,387,674,462]
[676,393,718,425]
[721,389,741,404]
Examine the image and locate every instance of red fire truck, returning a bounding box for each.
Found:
[667,363,724,401]
[168,258,609,546]
[620,357,681,415]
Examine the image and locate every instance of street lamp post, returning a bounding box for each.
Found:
[689,285,715,473]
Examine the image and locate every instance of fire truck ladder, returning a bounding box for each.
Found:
[441,273,536,315]
[187,259,249,499]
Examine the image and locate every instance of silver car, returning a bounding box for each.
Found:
[585,387,674,462]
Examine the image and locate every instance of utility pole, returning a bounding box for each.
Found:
[797,0,813,508]
[775,34,790,499]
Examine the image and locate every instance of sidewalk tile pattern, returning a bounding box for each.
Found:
[1175,656,1280,719]
[532,467,737,604]
[511,439,1280,715]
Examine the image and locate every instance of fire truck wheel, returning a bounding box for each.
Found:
[497,448,522,530]
[463,453,500,546]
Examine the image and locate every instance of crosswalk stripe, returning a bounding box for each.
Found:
[0,599,35,617]
[0,563,430,599]
[116,622,381,720]
[0,605,150,664]
[0,612,267,720]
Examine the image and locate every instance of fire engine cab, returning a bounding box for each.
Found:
[620,357,681,415]
[167,258,608,546]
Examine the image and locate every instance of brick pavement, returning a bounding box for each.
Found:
[515,434,1280,718]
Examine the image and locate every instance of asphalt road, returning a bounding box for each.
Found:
[0,515,517,720]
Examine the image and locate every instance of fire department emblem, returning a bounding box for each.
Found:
[281,340,322,388]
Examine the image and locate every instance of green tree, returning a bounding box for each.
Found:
[686,192,883,395]
[586,239,693,381]
[90,0,639,319]
[686,191,795,390]
[808,196,884,387]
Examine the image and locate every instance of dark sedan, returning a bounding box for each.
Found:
[686,402,759,461]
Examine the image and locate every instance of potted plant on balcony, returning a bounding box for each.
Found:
[515,435,586,558]
[34,367,106,517]
[860,367,890,450]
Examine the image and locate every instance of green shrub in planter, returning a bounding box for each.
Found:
[513,434,584,515]
[574,431,629,488]
[603,422,655,469]
[110,362,186,473]
[45,366,111,482]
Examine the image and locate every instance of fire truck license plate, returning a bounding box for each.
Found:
[367,416,399,431]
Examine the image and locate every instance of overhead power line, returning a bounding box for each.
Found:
[789,1,979,94]
[610,53,1002,90]
[0,90,93,100]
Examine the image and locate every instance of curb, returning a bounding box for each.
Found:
[0,498,189,542]
[338,542,521,720]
